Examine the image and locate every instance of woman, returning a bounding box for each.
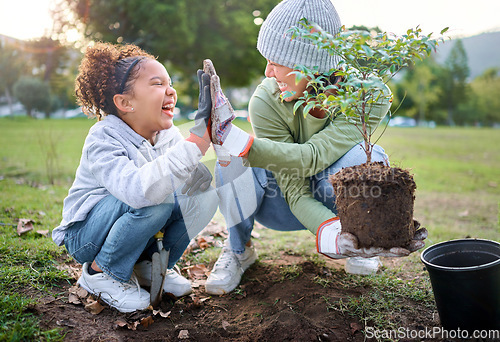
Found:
[204,0,427,295]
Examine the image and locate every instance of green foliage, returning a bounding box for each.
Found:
[1,38,78,116]
[398,58,442,123]
[441,39,470,125]
[0,294,62,342]
[28,38,79,114]
[467,68,500,125]
[278,264,302,281]
[324,272,434,331]
[13,77,52,117]
[0,42,28,115]
[57,0,279,89]
[0,43,26,95]
[0,186,69,341]
[288,21,447,161]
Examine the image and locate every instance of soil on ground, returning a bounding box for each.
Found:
[30,223,444,342]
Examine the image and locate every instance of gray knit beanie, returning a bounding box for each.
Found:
[257,0,342,74]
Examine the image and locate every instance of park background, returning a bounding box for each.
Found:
[0,0,499,340]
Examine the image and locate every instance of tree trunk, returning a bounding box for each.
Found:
[5,88,14,116]
[447,107,455,126]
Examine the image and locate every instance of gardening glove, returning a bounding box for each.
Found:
[186,69,212,155]
[181,162,212,196]
[405,220,428,252]
[213,144,232,167]
[203,59,254,162]
[316,218,428,258]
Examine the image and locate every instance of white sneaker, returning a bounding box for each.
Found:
[133,260,192,297]
[205,241,257,295]
[345,256,381,275]
[77,262,150,313]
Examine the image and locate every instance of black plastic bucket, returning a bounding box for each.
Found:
[421,239,500,331]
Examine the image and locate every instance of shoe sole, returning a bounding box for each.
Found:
[205,283,235,295]
[77,278,147,313]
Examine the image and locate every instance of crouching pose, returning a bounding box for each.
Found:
[203,0,427,295]
[52,42,218,312]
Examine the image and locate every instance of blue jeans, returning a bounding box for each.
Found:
[64,188,218,283]
[216,144,389,254]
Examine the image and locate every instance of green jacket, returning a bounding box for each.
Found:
[246,77,391,234]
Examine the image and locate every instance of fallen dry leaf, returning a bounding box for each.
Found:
[140,316,154,328]
[68,285,88,300]
[152,309,171,318]
[68,293,81,305]
[57,263,82,280]
[190,278,206,288]
[17,219,34,236]
[178,330,189,339]
[199,296,211,303]
[56,319,78,327]
[114,319,128,329]
[114,319,140,331]
[196,235,215,249]
[75,287,88,298]
[222,320,230,330]
[185,264,210,280]
[350,322,363,335]
[84,299,105,315]
[35,229,49,237]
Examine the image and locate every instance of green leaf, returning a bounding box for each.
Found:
[293,100,305,115]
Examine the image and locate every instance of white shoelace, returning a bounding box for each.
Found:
[121,273,142,293]
[214,246,240,270]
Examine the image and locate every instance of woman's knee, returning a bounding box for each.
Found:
[130,203,174,227]
[371,145,390,164]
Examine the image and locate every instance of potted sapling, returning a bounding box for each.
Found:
[287,21,447,249]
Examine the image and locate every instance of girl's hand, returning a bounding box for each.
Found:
[186,70,212,154]
[181,163,212,196]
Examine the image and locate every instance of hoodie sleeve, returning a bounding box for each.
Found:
[86,135,202,209]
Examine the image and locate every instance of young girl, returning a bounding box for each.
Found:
[52,42,218,312]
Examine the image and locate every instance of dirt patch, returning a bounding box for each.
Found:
[30,249,444,342]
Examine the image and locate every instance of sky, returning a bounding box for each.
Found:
[0,0,499,41]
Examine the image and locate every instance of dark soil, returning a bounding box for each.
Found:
[330,163,417,249]
[30,247,445,341]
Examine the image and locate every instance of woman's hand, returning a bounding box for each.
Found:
[203,59,254,158]
[317,218,428,259]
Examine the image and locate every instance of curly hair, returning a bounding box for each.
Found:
[75,42,155,119]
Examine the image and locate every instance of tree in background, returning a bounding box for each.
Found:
[13,77,51,117]
[0,42,27,115]
[441,39,469,125]
[398,58,442,124]
[54,0,279,90]
[466,68,500,126]
[27,38,78,115]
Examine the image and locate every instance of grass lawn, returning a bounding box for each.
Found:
[0,117,498,340]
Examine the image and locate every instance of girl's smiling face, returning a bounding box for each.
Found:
[264,60,308,102]
[121,59,177,140]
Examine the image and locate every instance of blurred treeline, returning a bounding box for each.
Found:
[0,0,498,126]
